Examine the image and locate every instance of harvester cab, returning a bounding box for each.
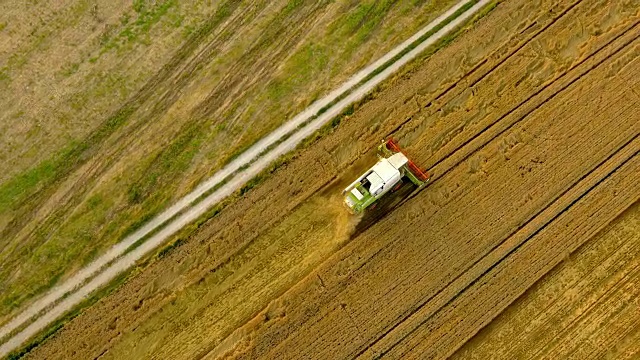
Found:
[342,139,431,214]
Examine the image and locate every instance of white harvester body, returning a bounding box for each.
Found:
[342,139,431,214]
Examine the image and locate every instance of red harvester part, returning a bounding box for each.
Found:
[385,139,430,182]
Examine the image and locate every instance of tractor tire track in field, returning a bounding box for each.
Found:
[417,20,639,194]
[354,5,640,239]
[210,0,639,356]
[448,200,640,359]
[359,16,640,357]
[353,0,588,235]
[419,18,640,173]
[373,138,639,358]
[528,261,640,359]
[373,67,636,358]
[15,0,639,357]
[0,1,492,356]
[384,0,584,141]
[0,0,245,245]
[392,156,640,359]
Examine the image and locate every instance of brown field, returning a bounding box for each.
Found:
[452,203,640,360]
[8,0,640,358]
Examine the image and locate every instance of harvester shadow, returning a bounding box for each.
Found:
[351,180,417,239]
[314,146,419,242]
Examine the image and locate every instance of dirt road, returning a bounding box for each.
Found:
[14,0,640,358]
[0,1,492,356]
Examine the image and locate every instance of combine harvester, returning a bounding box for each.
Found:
[343,139,431,214]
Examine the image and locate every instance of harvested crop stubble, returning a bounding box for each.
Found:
[452,203,640,360]
[21,0,640,359]
[207,0,640,358]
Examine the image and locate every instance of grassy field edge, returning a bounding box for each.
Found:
[2,2,500,359]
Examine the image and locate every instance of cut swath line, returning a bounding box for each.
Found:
[366,20,640,234]
[349,20,640,358]
[0,0,494,356]
[376,140,639,358]
[384,0,586,141]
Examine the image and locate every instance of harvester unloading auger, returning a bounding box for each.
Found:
[343,139,431,214]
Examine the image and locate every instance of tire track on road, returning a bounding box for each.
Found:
[0,1,493,356]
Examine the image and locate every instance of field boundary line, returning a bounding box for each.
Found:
[384,0,585,140]
[0,0,494,356]
[352,21,640,355]
[385,20,640,220]
[376,138,640,358]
